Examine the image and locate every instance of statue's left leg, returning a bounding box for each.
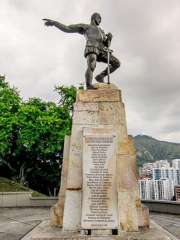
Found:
[95,54,121,82]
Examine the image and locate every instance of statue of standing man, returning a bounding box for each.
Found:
[43,13,120,90]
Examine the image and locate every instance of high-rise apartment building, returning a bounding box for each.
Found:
[152,168,180,186]
[153,179,174,200]
[139,160,170,177]
[138,178,174,200]
[138,178,154,200]
[172,159,180,169]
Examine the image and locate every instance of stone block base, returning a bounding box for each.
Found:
[50,203,63,227]
[24,221,173,240]
[137,204,150,228]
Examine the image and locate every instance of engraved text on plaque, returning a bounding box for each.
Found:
[82,133,118,229]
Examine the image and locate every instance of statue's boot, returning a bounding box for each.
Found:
[95,69,107,83]
[87,85,98,90]
[95,57,121,83]
[95,75,104,83]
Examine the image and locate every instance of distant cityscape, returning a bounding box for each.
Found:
[138,159,180,201]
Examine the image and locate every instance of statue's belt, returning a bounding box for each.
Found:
[104,47,113,53]
[86,40,113,53]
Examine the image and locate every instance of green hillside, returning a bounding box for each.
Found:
[0,177,47,197]
[134,135,180,169]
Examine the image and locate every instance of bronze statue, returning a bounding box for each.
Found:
[43,13,120,89]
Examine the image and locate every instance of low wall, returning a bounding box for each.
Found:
[142,200,180,214]
[0,192,58,207]
[30,197,58,207]
[1,192,180,213]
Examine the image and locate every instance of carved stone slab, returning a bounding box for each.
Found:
[82,129,118,229]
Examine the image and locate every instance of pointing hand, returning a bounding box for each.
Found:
[43,19,55,27]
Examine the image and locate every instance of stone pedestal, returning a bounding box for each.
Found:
[51,83,149,235]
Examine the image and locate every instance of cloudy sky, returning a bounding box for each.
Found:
[1,0,180,143]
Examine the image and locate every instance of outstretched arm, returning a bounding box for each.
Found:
[43,19,85,34]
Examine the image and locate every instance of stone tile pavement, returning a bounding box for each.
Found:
[0,207,49,240]
[0,208,180,240]
[150,212,180,239]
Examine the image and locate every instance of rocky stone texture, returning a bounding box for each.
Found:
[128,135,136,156]
[50,136,71,227]
[56,83,149,233]
[50,202,63,228]
[62,190,82,231]
[76,88,121,102]
[118,192,139,231]
[136,204,150,228]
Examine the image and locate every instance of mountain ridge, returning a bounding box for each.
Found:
[134,135,180,169]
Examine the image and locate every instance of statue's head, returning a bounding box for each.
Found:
[91,13,101,26]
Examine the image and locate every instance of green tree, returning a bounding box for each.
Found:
[55,84,83,116]
[0,76,74,195]
[16,98,71,195]
[0,75,21,179]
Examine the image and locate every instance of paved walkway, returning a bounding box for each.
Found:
[150,212,180,239]
[0,207,49,240]
[0,208,180,239]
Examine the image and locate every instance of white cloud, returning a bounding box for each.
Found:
[1,0,180,143]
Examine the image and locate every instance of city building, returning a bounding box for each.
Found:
[138,178,174,200]
[174,185,180,201]
[138,178,154,200]
[155,160,170,168]
[139,163,155,177]
[152,168,180,186]
[172,159,180,169]
[153,179,174,200]
[139,160,170,178]
[138,160,180,201]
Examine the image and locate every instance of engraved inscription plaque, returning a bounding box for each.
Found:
[82,133,118,229]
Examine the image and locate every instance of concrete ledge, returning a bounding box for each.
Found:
[0,192,58,207]
[142,200,180,214]
[30,197,58,207]
[0,192,32,207]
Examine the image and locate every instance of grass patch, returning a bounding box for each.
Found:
[0,177,47,197]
